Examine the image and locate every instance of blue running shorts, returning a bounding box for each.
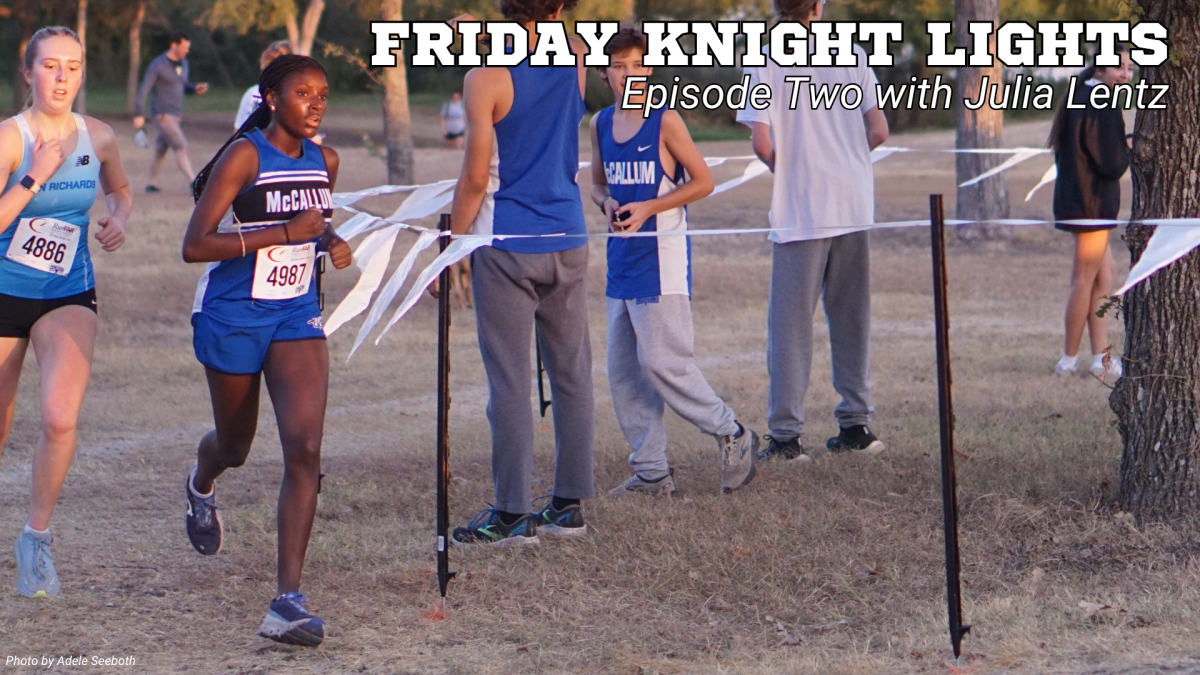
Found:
[192,312,325,375]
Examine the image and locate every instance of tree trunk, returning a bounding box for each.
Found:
[75,0,87,114]
[381,0,414,185]
[195,27,235,88]
[285,12,300,53]
[125,0,145,117]
[953,0,1009,241]
[296,0,325,56]
[10,0,33,111]
[1110,0,1200,520]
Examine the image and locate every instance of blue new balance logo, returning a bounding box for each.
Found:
[75,155,90,167]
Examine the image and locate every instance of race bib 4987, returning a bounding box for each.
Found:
[5,217,81,276]
[252,243,317,301]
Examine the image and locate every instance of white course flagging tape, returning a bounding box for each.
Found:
[327,148,1197,357]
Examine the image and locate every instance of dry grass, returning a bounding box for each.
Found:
[1,107,1198,674]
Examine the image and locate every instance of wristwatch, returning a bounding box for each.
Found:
[19,175,41,194]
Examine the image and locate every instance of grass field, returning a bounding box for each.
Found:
[1,103,1197,675]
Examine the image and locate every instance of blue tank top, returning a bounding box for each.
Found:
[192,129,331,327]
[596,107,691,299]
[0,113,100,299]
[488,60,586,254]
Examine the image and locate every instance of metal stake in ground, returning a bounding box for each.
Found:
[435,213,457,603]
[929,194,970,657]
[535,329,551,417]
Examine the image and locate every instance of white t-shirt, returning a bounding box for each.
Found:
[736,44,879,243]
[235,85,260,130]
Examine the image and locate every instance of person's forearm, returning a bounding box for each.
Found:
[104,187,134,225]
[183,225,291,263]
[0,185,39,236]
[449,182,487,236]
[640,176,714,218]
[590,184,612,210]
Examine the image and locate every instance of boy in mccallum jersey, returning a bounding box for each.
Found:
[443,0,596,546]
[0,26,131,599]
[592,27,758,497]
[182,55,351,646]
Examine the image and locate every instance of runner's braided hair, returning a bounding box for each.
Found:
[192,54,327,203]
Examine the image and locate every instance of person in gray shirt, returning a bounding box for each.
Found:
[132,31,208,193]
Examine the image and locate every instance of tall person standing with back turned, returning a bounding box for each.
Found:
[445,0,596,546]
[182,55,351,646]
[738,0,890,463]
[0,26,131,598]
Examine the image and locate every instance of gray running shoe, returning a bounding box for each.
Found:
[185,466,223,555]
[15,529,60,598]
[719,425,759,494]
[607,470,678,497]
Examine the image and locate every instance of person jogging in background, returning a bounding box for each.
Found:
[444,0,595,546]
[0,26,132,598]
[132,31,208,193]
[1049,45,1133,381]
[591,27,758,497]
[441,90,466,149]
[182,55,351,646]
[235,40,292,129]
[737,0,890,463]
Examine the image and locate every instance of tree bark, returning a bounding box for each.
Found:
[125,0,146,117]
[1111,0,1200,520]
[381,0,414,185]
[285,12,300,53]
[75,0,87,114]
[953,0,1009,241]
[296,0,325,56]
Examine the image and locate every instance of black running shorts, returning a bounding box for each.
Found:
[0,289,98,339]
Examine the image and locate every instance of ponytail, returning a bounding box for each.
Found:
[192,54,328,203]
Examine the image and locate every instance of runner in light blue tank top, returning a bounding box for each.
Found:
[0,26,133,600]
[0,113,100,298]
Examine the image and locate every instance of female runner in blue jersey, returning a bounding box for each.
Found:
[182,54,351,647]
[0,27,132,599]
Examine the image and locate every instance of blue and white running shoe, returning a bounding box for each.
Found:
[15,528,60,598]
[185,466,222,556]
[258,592,325,646]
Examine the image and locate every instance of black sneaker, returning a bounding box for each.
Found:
[451,508,539,548]
[826,425,886,455]
[185,466,222,555]
[145,185,161,193]
[757,435,810,462]
[258,592,324,646]
[532,496,588,538]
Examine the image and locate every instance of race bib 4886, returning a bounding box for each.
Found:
[252,243,316,301]
[5,217,81,276]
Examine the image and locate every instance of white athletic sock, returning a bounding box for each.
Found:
[24,523,49,536]
[1092,354,1106,368]
[188,467,214,499]
[1058,354,1078,369]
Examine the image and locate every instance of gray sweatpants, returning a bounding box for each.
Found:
[472,245,595,514]
[767,231,874,442]
[608,295,739,480]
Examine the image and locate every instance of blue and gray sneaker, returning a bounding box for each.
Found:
[15,528,60,598]
[258,591,325,646]
[451,508,539,547]
[532,495,588,537]
[185,466,223,555]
